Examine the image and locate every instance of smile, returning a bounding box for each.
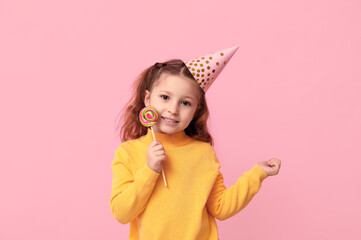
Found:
[162,117,179,123]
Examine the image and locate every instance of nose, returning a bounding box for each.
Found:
[167,101,179,115]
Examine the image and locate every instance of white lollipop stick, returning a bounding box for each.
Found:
[150,126,167,187]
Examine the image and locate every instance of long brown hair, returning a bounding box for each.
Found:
[116,59,213,145]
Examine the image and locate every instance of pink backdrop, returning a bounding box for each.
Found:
[1,0,360,239]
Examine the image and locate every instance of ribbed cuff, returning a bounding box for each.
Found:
[252,164,269,182]
[134,163,160,187]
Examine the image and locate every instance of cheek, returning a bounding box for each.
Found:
[149,97,164,111]
[149,95,159,105]
[187,107,198,120]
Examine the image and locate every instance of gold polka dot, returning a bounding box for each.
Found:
[212,69,215,73]
[207,73,210,76]
[197,69,200,72]
[192,68,195,71]
[196,73,200,77]
[201,74,204,77]
[212,77,214,80]
[207,78,210,81]
[189,63,193,65]
[201,57,205,59]
[224,61,227,64]
[194,63,198,66]
[202,79,205,82]
[188,66,191,69]
[201,69,205,72]
[207,66,210,69]
[191,60,195,62]
[216,62,219,66]
[209,57,213,60]
[206,60,209,64]
[196,60,200,62]
[192,73,195,76]
[200,64,203,67]
[220,53,224,56]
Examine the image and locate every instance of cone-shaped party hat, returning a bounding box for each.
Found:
[183,46,239,92]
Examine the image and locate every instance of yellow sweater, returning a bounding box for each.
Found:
[110,129,268,240]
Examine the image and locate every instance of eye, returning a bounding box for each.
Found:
[160,95,169,100]
[182,101,191,106]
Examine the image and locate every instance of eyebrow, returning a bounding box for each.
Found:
[159,90,195,101]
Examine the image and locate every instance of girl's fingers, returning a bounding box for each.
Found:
[154,155,167,162]
[152,146,164,152]
[150,140,164,148]
[264,159,281,176]
[154,150,165,156]
[268,159,281,167]
[150,143,165,151]
[149,140,159,146]
[268,161,275,167]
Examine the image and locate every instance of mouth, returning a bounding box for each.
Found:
[161,116,179,123]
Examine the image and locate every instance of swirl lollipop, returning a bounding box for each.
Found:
[139,106,167,187]
[139,107,158,126]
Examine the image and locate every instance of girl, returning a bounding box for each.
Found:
[110,47,281,240]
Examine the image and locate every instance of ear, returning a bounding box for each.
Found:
[144,90,150,107]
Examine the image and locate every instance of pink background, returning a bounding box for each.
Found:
[1,0,360,239]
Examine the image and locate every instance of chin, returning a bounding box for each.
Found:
[158,127,181,135]
[160,129,178,134]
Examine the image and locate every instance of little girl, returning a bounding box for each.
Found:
[110,46,281,240]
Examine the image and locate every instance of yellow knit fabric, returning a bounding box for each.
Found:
[110,129,268,240]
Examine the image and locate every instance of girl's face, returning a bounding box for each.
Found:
[144,72,200,135]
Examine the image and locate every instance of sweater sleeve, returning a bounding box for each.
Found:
[109,145,160,224]
[206,163,268,221]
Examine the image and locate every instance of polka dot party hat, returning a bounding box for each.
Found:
[183,45,239,92]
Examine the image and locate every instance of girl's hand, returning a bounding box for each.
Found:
[147,140,167,174]
[257,158,281,176]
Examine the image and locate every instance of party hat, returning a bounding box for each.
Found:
[183,45,239,92]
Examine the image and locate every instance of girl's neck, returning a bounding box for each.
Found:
[141,128,193,147]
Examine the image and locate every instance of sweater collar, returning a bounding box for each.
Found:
[140,128,193,148]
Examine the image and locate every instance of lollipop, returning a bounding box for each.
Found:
[139,106,167,187]
[139,107,158,127]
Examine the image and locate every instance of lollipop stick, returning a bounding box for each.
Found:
[150,126,156,140]
[161,168,167,187]
[150,127,168,187]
